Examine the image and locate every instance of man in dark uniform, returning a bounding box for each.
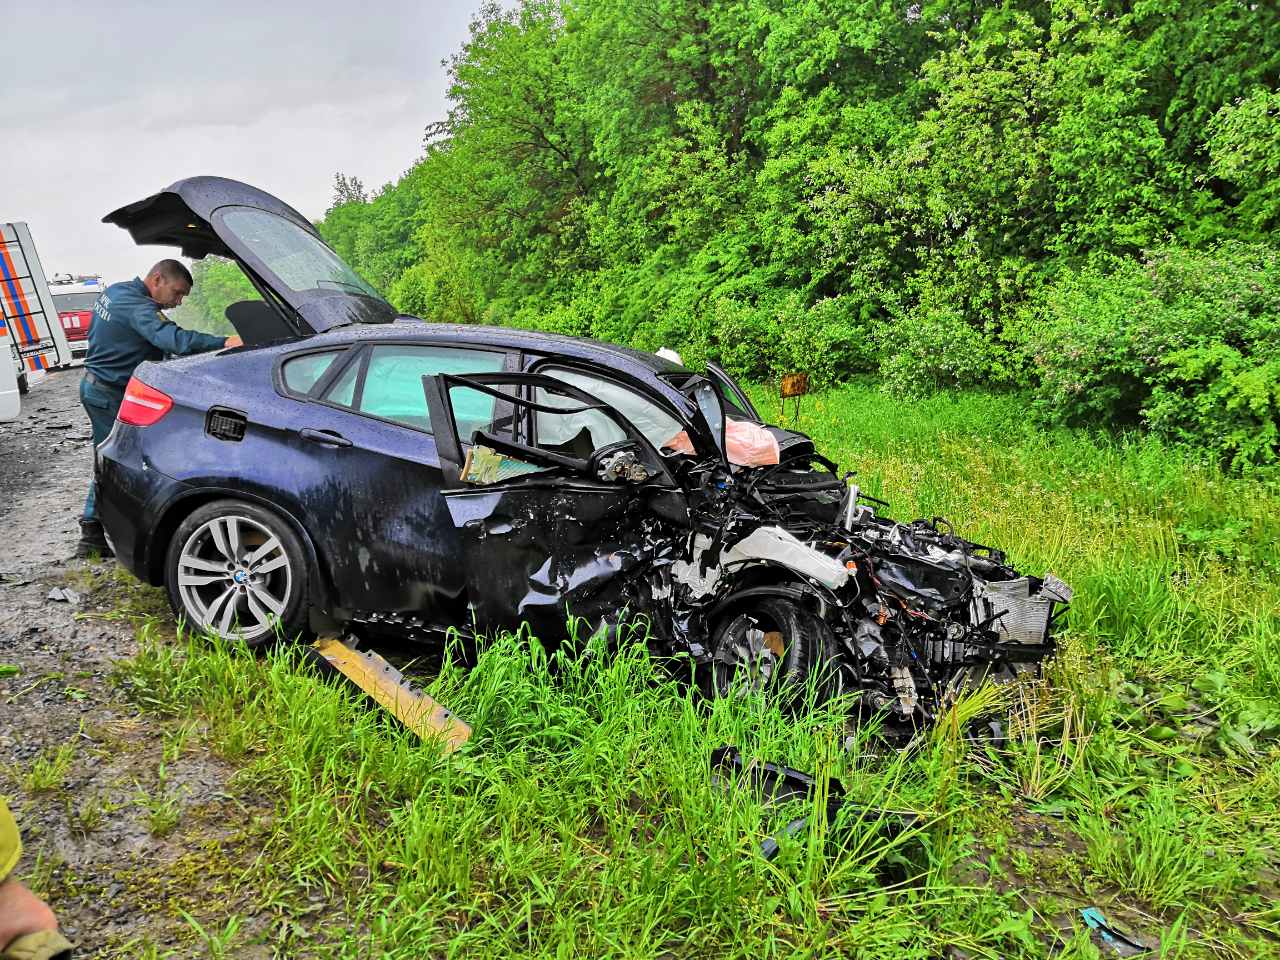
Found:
[76,259,241,557]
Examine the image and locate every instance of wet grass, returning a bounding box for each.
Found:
[96,381,1279,958]
[17,740,78,794]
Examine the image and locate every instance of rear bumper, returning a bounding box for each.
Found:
[97,427,188,582]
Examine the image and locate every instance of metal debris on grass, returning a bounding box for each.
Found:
[710,745,920,861]
[1080,907,1150,957]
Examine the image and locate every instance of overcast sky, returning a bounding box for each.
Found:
[1,0,481,284]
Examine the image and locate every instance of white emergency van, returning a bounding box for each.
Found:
[48,272,103,362]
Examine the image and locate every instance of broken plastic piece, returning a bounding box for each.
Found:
[310,635,472,751]
[710,745,919,861]
[1041,573,1073,604]
[1080,907,1149,957]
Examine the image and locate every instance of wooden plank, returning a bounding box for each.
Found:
[312,635,472,752]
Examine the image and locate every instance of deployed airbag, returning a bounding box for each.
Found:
[665,419,780,466]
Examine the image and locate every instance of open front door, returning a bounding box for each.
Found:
[422,372,683,641]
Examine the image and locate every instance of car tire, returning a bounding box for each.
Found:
[706,597,834,704]
[165,499,310,646]
[16,372,27,396]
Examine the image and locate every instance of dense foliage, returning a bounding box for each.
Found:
[194,1,1280,470]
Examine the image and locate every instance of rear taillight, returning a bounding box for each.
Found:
[117,377,173,427]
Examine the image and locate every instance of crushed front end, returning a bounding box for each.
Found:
[659,454,1072,728]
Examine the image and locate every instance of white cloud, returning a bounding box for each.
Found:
[0,0,481,284]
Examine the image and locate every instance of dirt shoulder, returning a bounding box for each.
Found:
[0,371,278,957]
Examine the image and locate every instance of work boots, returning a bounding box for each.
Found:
[74,519,113,559]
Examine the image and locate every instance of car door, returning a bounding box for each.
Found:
[280,341,515,627]
[422,371,689,642]
[706,361,762,421]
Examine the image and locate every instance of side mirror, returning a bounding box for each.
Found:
[588,440,653,483]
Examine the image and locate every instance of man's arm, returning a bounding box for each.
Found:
[129,305,232,355]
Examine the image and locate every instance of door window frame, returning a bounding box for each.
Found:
[424,371,676,489]
[523,356,690,447]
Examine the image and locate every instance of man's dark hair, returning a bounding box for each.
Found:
[148,259,193,288]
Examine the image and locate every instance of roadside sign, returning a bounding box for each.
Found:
[779,371,810,427]
[0,222,74,401]
[780,372,810,398]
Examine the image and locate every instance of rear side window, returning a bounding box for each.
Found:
[325,344,506,433]
[281,351,340,395]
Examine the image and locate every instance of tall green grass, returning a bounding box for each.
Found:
[117,626,1021,958]
[105,382,1278,958]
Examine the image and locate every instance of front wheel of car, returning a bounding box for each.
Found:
[165,499,310,646]
[705,597,834,706]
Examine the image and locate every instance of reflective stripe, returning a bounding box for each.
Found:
[0,240,37,345]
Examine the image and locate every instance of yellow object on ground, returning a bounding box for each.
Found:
[0,800,74,959]
[311,636,472,752]
[2,929,74,960]
[0,798,19,883]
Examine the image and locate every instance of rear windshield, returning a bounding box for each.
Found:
[219,207,380,299]
[51,292,98,312]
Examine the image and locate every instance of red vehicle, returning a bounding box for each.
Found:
[47,272,103,360]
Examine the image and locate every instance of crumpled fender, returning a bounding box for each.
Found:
[705,582,831,623]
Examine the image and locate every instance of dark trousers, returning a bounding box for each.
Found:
[80,374,125,521]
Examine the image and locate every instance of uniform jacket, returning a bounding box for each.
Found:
[85,277,225,386]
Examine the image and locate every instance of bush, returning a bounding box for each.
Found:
[1014,243,1280,472]
[1146,345,1280,476]
[778,296,879,389]
[706,297,774,382]
[879,300,1011,397]
[685,294,879,389]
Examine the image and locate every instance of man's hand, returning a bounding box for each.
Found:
[223,336,244,348]
[0,878,59,952]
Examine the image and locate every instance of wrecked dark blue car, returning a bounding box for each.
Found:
[96,177,1070,725]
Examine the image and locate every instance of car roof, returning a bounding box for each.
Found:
[305,318,694,378]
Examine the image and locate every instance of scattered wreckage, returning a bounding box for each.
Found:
[95,176,1071,737]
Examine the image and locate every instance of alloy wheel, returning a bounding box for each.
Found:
[176,514,293,641]
[713,614,786,696]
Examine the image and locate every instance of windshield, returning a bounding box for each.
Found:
[538,366,684,452]
[51,292,99,311]
[218,207,381,299]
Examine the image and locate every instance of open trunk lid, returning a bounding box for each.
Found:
[103,176,396,340]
